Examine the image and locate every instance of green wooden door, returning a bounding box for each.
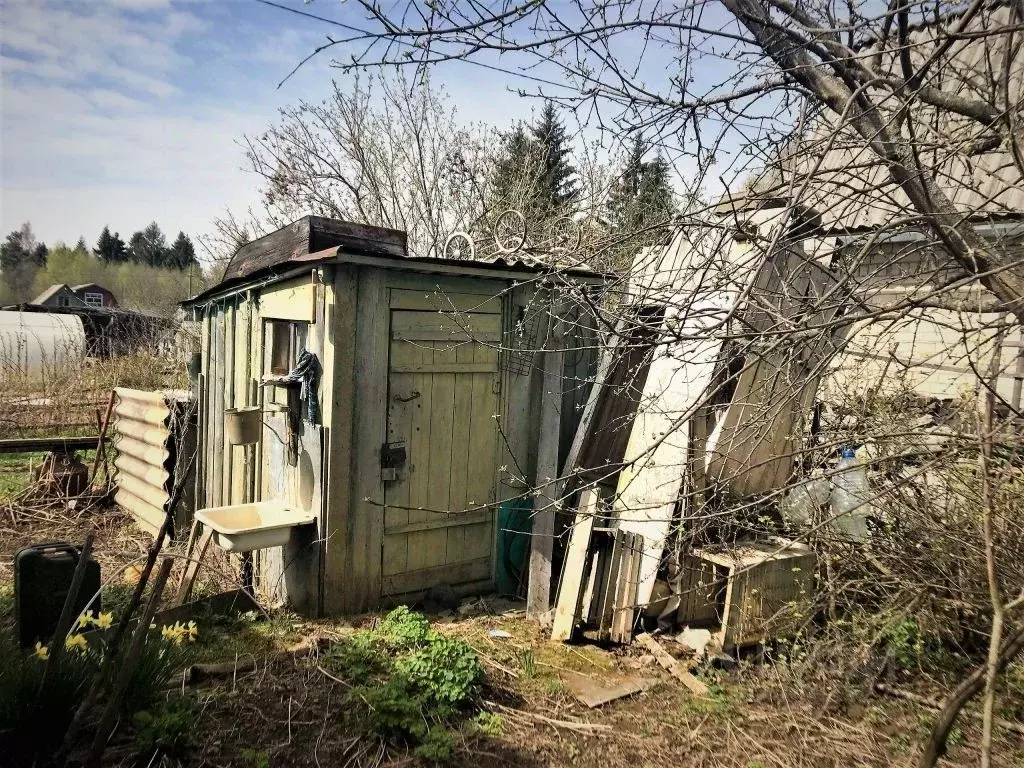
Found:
[381,309,501,597]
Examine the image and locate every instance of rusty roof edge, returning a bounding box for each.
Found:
[183,245,606,308]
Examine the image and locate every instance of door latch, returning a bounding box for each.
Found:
[380,442,407,482]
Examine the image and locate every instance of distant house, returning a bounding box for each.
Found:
[31,284,86,309]
[31,283,118,310]
[72,283,118,309]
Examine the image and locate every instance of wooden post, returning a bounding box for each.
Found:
[89,391,116,484]
[527,309,564,619]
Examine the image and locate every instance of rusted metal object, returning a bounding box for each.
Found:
[112,388,197,537]
[34,452,89,496]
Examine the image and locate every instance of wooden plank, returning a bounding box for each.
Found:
[598,530,624,639]
[612,532,643,644]
[551,487,599,641]
[463,344,498,566]
[527,314,565,618]
[348,269,389,611]
[259,274,315,322]
[385,509,492,536]
[382,349,417,579]
[389,289,502,313]
[389,361,497,374]
[413,359,454,573]
[223,300,236,505]
[407,346,434,527]
[0,436,101,453]
[230,299,249,506]
[381,556,491,596]
[384,274,509,303]
[635,633,709,697]
[445,343,475,566]
[561,671,656,708]
[210,307,225,508]
[391,310,502,342]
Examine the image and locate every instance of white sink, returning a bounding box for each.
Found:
[194,501,315,552]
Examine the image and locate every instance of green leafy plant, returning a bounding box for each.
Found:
[133,698,198,758]
[326,606,482,760]
[241,748,272,768]
[880,618,928,671]
[397,633,482,707]
[468,711,503,738]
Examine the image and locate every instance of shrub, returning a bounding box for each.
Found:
[326,607,483,760]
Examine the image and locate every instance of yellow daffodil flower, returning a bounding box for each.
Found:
[65,634,88,653]
[186,620,198,640]
[76,611,93,630]
[94,612,113,630]
[33,642,50,661]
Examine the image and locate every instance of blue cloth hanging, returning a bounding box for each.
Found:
[281,349,321,424]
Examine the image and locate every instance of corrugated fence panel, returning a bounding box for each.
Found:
[113,387,196,537]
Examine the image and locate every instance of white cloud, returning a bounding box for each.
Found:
[0,0,539,251]
[0,0,289,247]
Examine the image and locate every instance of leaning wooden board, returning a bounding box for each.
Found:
[612,218,790,606]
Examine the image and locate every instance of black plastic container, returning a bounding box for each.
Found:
[14,541,101,648]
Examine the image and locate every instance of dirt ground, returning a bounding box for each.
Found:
[2,502,1023,768]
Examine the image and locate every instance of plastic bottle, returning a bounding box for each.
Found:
[830,446,871,540]
[781,472,830,526]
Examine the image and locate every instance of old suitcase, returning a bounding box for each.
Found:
[14,541,101,648]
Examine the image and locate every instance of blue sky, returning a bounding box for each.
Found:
[1,0,764,251]
[0,0,548,249]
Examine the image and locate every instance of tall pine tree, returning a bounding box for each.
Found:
[529,101,578,212]
[167,231,198,270]
[605,137,677,270]
[488,102,579,237]
[94,226,128,263]
[127,222,168,266]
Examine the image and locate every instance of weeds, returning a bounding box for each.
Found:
[133,698,199,759]
[0,612,198,764]
[325,606,482,760]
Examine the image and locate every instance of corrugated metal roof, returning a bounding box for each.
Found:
[726,3,1024,232]
[186,242,604,307]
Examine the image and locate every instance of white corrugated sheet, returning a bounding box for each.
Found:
[0,310,85,374]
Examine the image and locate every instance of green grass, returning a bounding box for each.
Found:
[0,449,98,499]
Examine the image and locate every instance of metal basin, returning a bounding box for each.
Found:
[194,501,315,552]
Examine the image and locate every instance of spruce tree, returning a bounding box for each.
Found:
[529,101,578,211]
[168,231,198,270]
[605,137,677,270]
[95,226,128,263]
[488,103,579,239]
[128,222,169,266]
[490,124,539,208]
[74,237,89,254]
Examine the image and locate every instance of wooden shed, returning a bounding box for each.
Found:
[184,216,602,615]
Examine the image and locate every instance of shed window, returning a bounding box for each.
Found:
[268,320,308,375]
[84,292,103,308]
[58,296,71,307]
